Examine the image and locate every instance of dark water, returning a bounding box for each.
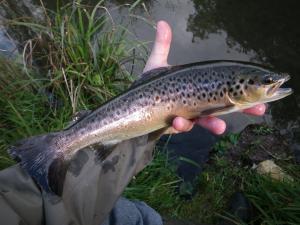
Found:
[1,0,300,182]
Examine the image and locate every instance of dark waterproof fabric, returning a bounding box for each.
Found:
[0,135,161,225]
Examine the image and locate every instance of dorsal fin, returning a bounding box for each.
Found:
[130,66,173,88]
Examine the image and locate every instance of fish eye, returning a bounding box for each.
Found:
[263,76,273,84]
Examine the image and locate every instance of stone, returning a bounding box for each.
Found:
[256,160,293,182]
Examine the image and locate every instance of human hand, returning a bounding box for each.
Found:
[143,21,266,135]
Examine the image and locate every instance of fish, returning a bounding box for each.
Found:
[8,60,292,194]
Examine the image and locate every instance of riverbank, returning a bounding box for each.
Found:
[126,123,300,224]
[0,1,299,224]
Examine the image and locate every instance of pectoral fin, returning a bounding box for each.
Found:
[148,127,171,141]
[201,105,238,117]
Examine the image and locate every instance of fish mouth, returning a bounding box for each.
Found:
[266,74,293,101]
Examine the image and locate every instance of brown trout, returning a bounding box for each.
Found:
[9,60,292,193]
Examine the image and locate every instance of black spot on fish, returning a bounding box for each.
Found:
[204,79,209,83]
[248,79,254,85]
[229,88,234,93]
[236,85,240,90]
[213,96,217,101]
[239,79,244,84]
[245,85,248,90]
[240,90,243,95]
[202,93,206,98]
[233,92,238,96]
[220,92,224,97]
[197,96,201,100]
[198,78,202,82]
[227,81,231,86]
[212,84,215,89]
[183,100,187,104]
[209,93,213,97]
[187,94,190,98]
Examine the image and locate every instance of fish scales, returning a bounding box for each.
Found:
[63,63,238,152]
[8,60,292,194]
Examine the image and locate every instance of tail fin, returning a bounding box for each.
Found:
[8,132,68,195]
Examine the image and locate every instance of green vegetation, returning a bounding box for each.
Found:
[126,152,300,224]
[0,1,145,169]
[213,133,240,155]
[0,1,299,225]
[252,125,274,135]
[124,149,182,214]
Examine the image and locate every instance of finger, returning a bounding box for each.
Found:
[172,117,194,132]
[243,104,266,116]
[196,117,226,135]
[143,20,172,72]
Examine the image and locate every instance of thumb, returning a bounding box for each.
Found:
[143,20,172,72]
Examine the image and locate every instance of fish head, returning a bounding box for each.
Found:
[227,72,292,106]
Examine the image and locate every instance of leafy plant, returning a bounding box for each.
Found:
[253,124,274,135]
[214,133,240,154]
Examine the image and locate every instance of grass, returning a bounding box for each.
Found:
[8,0,141,112]
[0,1,300,224]
[127,151,300,224]
[124,149,183,214]
[0,0,148,171]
